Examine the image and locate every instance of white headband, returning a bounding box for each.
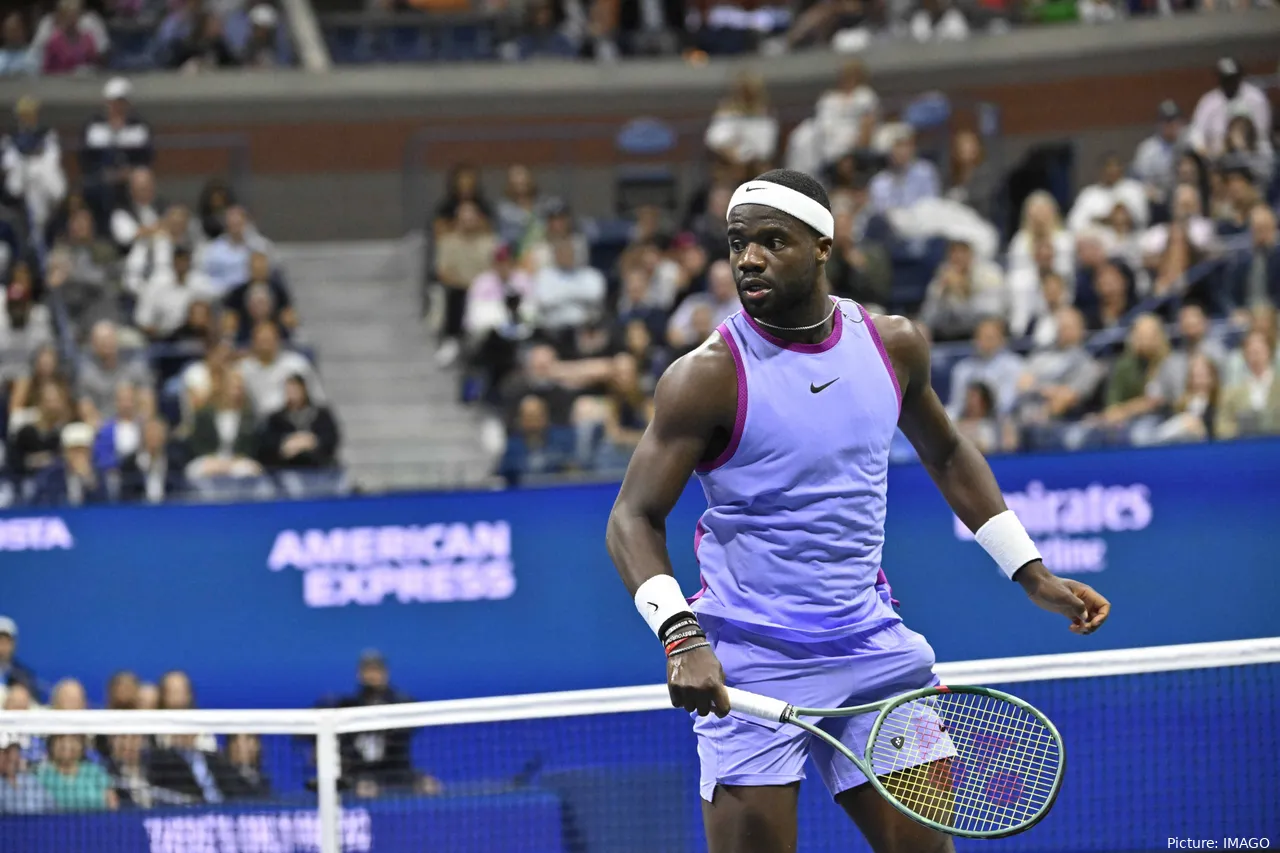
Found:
[727,180,835,239]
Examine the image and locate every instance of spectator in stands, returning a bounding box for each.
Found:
[34,0,108,74]
[1162,302,1226,392]
[154,0,200,66]
[0,264,55,363]
[0,617,36,699]
[182,334,233,417]
[197,178,236,240]
[0,735,53,814]
[946,317,1025,419]
[1083,261,1131,331]
[1148,353,1219,445]
[1188,58,1272,160]
[618,0,684,55]
[50,677,89,711]
[1102,199,1144,275]
[495,165,551,247]
[171,9,239,70]
[168,299,216,348]
[32,421,109,506]
[1131,100,1186,215]
[260,375,340,470]
[242,4,283,68]
[497,394,574,484]
[1014,307,1102,425]
[186,369,263,480]
[77,321,155,424]
[80,78,153,225]
[105,671,139,711]
[1068,152,1149,233]
[9,382,71,480]
[666,259,737,351]
[945,129,996,223]
[92,381,145,472]
[1229,204,1280,311]
[615,265,670,342]
[118,416,186,502]
[104,734,163,809]
[1215,330,1280,438]
[136,245,218,340]
[433,164,492,235]
[953,382,1001,454]
[574,352,652,471]
[1214,161,1262,236]
[110,167,162,253]
[919,239,1007,342]
[2,96,66,246]
[125,203,202,296]
[523,200,588,273]
[135,682,159,710]
[578,0,622,62]
[0,13,36,77]
[621,318,663,390]
[435,200,498,367]
[705,71,778,172]
[509,0,576,59]
[331,651,439,798]
[1139,183,1214,291]
[1097,313,1172,433]
[202,206,272,296]
[1221,115,1274,196]
[532,237,607,338]
[465,242,535,343]
[7,345,66,431]
[221,734,271,800]
[1009,238,1059,339]
[148,732,241,804]
[223,251,296,343]
[47,211,124,337]
[827,202,891,309]
[869,125,940,214]
[1008,191,1075,282]
[499,342,586,427]
[786,60,877,176]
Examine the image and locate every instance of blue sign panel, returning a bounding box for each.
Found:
[2,440,1278,708]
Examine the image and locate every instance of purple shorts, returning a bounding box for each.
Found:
[692,617,940,802]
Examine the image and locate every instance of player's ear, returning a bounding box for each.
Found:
[815,236,833,266]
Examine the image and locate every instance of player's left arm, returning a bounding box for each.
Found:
[875,313,1111,635]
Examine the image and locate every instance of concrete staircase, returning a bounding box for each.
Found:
[277,238,498,492]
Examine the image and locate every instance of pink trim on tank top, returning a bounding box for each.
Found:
[876,567,900,609]
[688,574,708,604]
[859,305,902,410]
[695,324,747,473]
[742,304,844,354]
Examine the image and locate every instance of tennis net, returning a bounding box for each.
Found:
[0,637,1275,853]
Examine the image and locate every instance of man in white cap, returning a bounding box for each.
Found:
[31,422,108,507]
[0,617,37,701]
[79,76,154,225]
[244,4,282,68]
[1189,57,1273,159]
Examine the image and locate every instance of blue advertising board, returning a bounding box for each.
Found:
[2,439,1278,709]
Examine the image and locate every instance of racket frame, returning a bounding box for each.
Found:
[734,684,1067,839]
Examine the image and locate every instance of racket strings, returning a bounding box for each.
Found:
[869,691,1061,834]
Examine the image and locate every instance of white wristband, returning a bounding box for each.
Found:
[634,575,692,637]
[974,510,1042,580]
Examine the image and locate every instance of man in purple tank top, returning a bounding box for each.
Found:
[606,169,1111,853]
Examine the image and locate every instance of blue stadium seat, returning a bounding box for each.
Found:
[614,119,679,215]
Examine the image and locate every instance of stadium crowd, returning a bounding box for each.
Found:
[419,58,1280,485]
[0,617,431,811]
[0,0,293,77]
[0,76,341,507]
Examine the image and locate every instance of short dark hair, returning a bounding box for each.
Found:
[753,168,831,212]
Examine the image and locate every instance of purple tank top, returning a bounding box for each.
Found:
[690,298,904,642]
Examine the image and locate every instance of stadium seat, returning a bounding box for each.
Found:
[614,119,679,215]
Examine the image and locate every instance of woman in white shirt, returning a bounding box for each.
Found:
[1008,191,1076,280]
[704,71,778,170]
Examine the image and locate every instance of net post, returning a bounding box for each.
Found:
[316,717,341,853]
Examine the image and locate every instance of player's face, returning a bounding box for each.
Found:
[726,205,829,320]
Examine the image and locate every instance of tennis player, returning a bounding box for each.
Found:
[605,169,1111,853]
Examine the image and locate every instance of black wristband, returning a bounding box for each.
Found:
[658,612,699,644]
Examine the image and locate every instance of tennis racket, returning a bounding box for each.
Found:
[724,684,1065,838]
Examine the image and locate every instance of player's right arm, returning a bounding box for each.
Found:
[606,337,736,718]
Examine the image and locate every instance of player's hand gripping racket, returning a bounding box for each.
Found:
[725,684,1065,838]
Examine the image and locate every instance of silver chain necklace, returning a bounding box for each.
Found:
[753,302,838,332]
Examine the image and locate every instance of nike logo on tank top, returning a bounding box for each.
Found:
[690,298,905,641]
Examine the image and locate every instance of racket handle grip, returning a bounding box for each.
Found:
[724,687,790,723]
